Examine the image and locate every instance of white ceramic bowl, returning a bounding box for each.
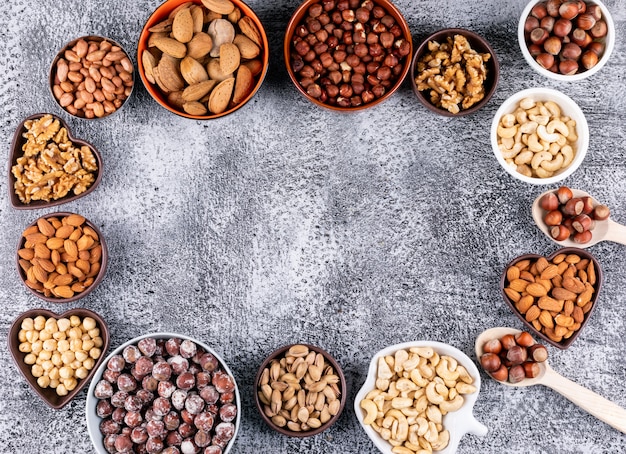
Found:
[490,87,589,185]
[518,0,615,81]
[86,332,241,454]
[354,341,487,454]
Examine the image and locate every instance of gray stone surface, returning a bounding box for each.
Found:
[1,0,625,453]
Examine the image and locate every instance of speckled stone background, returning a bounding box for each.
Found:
[1,0,625,453]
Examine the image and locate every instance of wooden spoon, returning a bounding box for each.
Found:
[475,327,626,433]
[532,188,626,248]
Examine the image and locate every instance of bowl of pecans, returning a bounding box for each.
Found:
[410,28,499,116]
[254,344,347,437]
[16,212,108,303]
[9,113,102,209]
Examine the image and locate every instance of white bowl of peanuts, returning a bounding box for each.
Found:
[355,341,487,454]
[490,87,589,185]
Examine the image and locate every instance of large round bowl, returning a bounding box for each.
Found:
[490,87,589,185]
[137,0,269,120]
[86,332,241,453]
[518,0,615,81]
[355,341,487,454]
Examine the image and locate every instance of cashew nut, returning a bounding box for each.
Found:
[424,421,439,443]
[540,152,564,172]
[425,381,445,405]
[519,97,536,109]
[396,377,417,393]
[547,119,569,137]
[517,163,532,177]
[426,404,442,424]
[531,150,553,169]
[501,136,514,149]
[435,358,460,382]
[535,166,554,178]
[391,397,413,409]
[527,133,544,152]
[361,399,378,425]
[544,100,561,117]
[519,120,538,134]
[566,120,578,141]
[537,124,561,143]
[500,142,522,159]
[514,150,534,165]
[439,394,464,412]
[391,447,414,454]
[378,356,393,380]
[394,349,409,373]
[529,113,549,125]
[497,124,517,139]
[431,429,451,451]
[410,369,429,388]
[515,108,528,124]
[386,409,409,442]
[501,113,516,128]
[561,145,574,167]
[455,382,477,394]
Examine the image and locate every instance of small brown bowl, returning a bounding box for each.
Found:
[284,0,412,111]
[410,28,499,116]
[137,0,269,120]
[8,113,103,210]
[50,35,135,119]
[8,307,110,409]
[16,212,108,303]
[255,343,347,437]
[500,247,602,349]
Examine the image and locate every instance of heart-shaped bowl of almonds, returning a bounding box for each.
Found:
[8,113,103,210]
[254,343,347,437]
[8,307,110,409]
[137,0,269,119]
[500,247,603,349]
[355,341,487,454]
[16,212,108,303]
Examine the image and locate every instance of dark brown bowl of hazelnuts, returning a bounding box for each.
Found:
[284,0,412,111]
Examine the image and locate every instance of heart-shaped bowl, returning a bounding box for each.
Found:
[86,332,241,454]
[9,113,103,209]
[355,341,487,454]
[16,212,108,303]
[8,307,110,409]
[500,247,602,349]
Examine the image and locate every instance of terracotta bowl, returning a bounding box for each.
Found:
[284,0,412,111]
[8,307,110,409]
[137,0,269,119]
[50,35,135,119]
[410,28,499,116]
[16,212,108,303]
[500,247,602,349]
[8,113,103,210]
[254,343,347,437]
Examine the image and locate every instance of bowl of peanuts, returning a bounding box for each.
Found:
[9,113,103,209]
[49,35,134,119]
[411,28,499,116]
[500,247,602,349]
[254,343,347,437]
[355,341,487,454]
[16,212,108,303]
[490,87,589,184]
[8,308,109,409]
[518,0,615,81]
[284,0,413,111]
[86,332,240,453]
[137,0,269,119]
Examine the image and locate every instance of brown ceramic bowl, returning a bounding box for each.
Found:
[16,212,108,303]
[411,28,499,116]
[255,343,347,437]
[284,0,412,111]
[8,307,110,409]
[137,0,269,120]
[500,247,602,349]
[8,113,103,210]
[50,35,135,119]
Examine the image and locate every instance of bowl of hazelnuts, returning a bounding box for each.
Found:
[518,0,615,80]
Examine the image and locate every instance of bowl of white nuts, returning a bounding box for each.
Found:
[354,341,487,454]
[490,87,589,185]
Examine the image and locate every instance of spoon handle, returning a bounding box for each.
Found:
[605,219,626,246]
[541,368,626,433]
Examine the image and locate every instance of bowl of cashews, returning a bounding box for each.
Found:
[490,87,589,185]
[354,341,487,454]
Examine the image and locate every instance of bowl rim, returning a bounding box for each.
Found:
[490,87,589,185]
[8,113,104,210]
[410,27,500,117]
[283,0,413,112]
[49,35,135,120]
[499,247,603,349]
[16,211,108,303]
[136,0,269,120]
[354,340,486,454]
[254,343,347,437]
[8,307,110,410]
[85,332,242,454]
[517,0,615,81]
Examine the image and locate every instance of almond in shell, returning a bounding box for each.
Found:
[153,36,187,59]
[182,79,217,102]
[167,91,186,110]
[201,0,235,15]
[238,16,262,47]
[233,64,254,105]
[180,56,209,85]
[172,7,194,43]
[142,50,157,84]
[148,18,173,33]
[207,58,233,81]
[183,101,208,116]
[208,77,235,114]
[168,1,193,20]
[187,32,214,60]
[156,54,186,92]
[191,5,204,33]
[233,34,260,59]
[219,43,240,75]
[242,59,263,76]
